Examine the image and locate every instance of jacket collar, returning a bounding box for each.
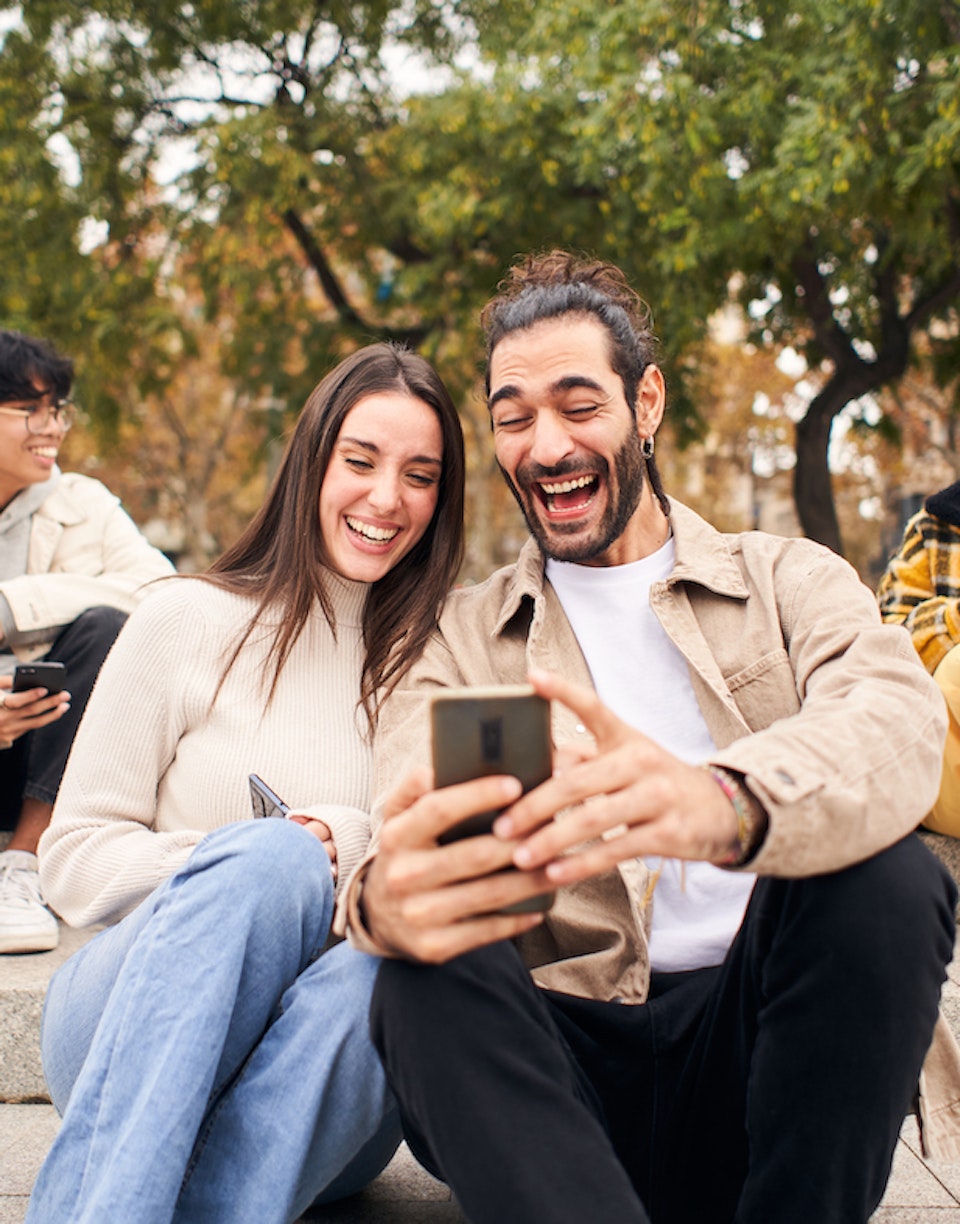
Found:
[33,471,88,528]
[493,498,749,636]
[666,500,750,597]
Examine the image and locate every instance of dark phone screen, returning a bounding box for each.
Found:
[12,662,68,693]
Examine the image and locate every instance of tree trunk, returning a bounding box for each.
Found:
[789,229,960,556]
[793,359,906,555]
[793,389,844,553]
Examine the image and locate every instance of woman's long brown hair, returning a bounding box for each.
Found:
[203,342,465,730]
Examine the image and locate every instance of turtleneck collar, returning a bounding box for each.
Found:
[323,571,369,630]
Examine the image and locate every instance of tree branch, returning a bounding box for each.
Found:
[281,208,428,347]
[905,192,960,329]
[282,207,369,329]
[790,234,865,370]
[905,265,960,332]
[874,233,911,373]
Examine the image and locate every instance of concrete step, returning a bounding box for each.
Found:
[0,925,99,1103]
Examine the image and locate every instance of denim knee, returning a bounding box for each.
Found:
[175,819,335,930]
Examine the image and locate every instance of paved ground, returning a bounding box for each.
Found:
[0,1107,465,1223]
[4,1101,960,1222]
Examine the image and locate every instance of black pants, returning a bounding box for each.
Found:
[0,606,127,830]
[371,835,957,1224]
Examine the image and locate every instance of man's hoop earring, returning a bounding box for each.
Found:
[641,436,655,459]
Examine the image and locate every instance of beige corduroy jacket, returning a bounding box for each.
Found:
[0,471,174,659]
[342,500,960,1158]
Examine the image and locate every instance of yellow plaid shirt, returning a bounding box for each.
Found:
[878,508,960,673]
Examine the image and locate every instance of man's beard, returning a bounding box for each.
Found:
[501,429,646,563]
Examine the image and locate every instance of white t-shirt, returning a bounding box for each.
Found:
[546,538,755,971]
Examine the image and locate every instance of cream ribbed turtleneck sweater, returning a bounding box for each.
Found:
[39,574,374,929]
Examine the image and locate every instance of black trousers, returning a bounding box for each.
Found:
[371,835,957,1224]
[0,606,127,830]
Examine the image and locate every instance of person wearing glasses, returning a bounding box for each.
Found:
[0,329,174,953]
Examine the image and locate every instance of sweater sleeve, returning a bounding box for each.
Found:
[38,582,204,927]
[877,512,960,673]
[287,801,371,901]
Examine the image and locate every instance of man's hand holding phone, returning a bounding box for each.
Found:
[362,685,562,962]
[361,671,747,964]
[362,766,554,964]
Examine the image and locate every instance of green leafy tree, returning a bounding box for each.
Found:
[0,0,525,569]
[1,0,496,386]
[451,0,960,552]
[5,0,959,563]
[2,0,614,574]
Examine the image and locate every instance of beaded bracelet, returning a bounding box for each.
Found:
[704,765,768,867]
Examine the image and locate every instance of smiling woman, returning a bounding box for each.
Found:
[28,342,466,1224]
[319,391,444,586]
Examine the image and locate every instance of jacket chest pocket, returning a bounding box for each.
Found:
[724,648,799,732]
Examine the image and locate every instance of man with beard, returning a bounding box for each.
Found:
[342,251,960,1223]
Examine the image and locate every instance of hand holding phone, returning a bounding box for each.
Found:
[431,685,554,913]
[249,774,338,878]
[12,661,68,694]
[0,665,70,745]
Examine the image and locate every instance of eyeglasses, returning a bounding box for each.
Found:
[0,400,77,434]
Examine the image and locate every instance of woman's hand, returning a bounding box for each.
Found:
[288,815,338,880]
[0,675,71,748]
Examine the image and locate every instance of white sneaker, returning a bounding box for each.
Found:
[0,849,59,953]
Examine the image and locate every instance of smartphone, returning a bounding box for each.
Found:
[431,684,554,913]
[248,773,290,820]
[12,661,68,694]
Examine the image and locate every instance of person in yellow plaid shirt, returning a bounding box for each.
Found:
[879,479,960,835]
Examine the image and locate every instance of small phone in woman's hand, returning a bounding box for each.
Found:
[249,773,290,819]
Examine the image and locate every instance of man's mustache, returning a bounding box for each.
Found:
[515,456,608,486]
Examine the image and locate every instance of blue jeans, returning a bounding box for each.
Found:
[27,820,400,1224]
